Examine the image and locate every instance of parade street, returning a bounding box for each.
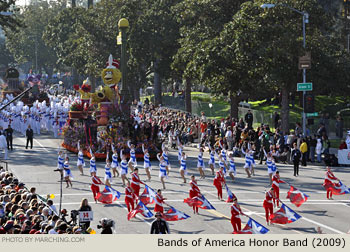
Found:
[5,131,350,234]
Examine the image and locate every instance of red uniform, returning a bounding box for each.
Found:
[213,170,225,200]
[91,176,103,200]
[189,180,201,213]
[263,191,274,224]
[271,175,285,207]
[324,170,338,199]
[231,203,243,233]
[154,194,164,213]
[125,186,135,212]
[131,172,141,198]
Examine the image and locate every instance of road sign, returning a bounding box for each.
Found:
[299,53,311,69]
[306,112,318,117]
[297,82,312,91]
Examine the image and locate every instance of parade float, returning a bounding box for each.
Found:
[1,68,49,106]
[61,55,158,160]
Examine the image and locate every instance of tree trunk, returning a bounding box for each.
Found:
[154,59,162,106]
[72,0,76,7]
[230,92,239,119]
[90,75,96,92]
[88,0,93,8]
[281,86,290,134]
[185,78,192,113]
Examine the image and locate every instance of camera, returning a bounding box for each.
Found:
[97,218,115,229]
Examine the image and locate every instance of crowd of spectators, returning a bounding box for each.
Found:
[0,167,88,234]
[134,100,336,167]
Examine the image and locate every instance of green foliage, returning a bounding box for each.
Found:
[0,0,21,30]
[4,0,64,73]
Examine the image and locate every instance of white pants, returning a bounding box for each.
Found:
[0,148,8,160]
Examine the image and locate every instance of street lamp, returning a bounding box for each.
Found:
[118,18,131,118]
[261,3,309,137]
[209,103,213,118]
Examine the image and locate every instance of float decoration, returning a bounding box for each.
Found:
[62,54,158,160]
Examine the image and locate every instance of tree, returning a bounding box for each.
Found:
[0,0,21,30]
[172,0,247,114]
[0,37,14,68]
[4,0,65,76]
[230,0,349,133]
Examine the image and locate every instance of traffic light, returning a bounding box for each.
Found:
[304,94,315,113]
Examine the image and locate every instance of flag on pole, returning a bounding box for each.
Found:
[269,203,301,224]
[96,186,121,204]
[286,185,309,207]
[184,195,215,210]
[225,184,237,203]
[323,180,350,195]
[162,206,190,221]
[234,217,269,234]
[139,184,157,205]
[127,201,153,220]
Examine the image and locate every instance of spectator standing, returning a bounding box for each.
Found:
[150,212,170,234]
[273,112,280,130]
[309,135,317,163]
[244,110,253,129]
[335,115,344,139]
[78,198,92,229]
[291,142,301,176]
[225,126,234,150]
[4,125,13,151]
[0,132,8,160]
[25,125,34,149]
[300,139,308,167]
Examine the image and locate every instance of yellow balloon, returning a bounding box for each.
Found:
[50,194,55,199]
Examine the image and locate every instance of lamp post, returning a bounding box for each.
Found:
[209,103,213,118]
[118,18,131,118]
[261,3,309,137]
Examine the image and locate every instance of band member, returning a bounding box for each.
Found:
[56,149,64,177]
[207,143,216,175]
[189,175,201,214]
[125,181,135,212]
[89,148,97,177]
[157,153,167,190]
[177,137,184,166]
[63,156,73,188]
[162,143,170,175]
[272,171,285,208]
[218,154,227,176]
[263,187,275,225]
[179,152,188,183]
[77,141,85,175]
[142,144,151,181]
[324,166,339,200]
[197,147,205,179]
[213,166,226,200]
[131,168,142,199]
[231,198,244,233]
[104,153,112,188]
[111,145,120,178]
[228,153,236,182]
[127,140,137,172]
[154,189,167,213]
[264,150,277,185]
[120,149,129,187]
[91,175,103,203]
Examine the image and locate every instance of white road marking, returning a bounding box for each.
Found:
[16,137,50,152]
[34,138,50,152]
[301,216,344,234]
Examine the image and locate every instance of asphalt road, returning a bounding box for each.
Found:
[4,131,350,234]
